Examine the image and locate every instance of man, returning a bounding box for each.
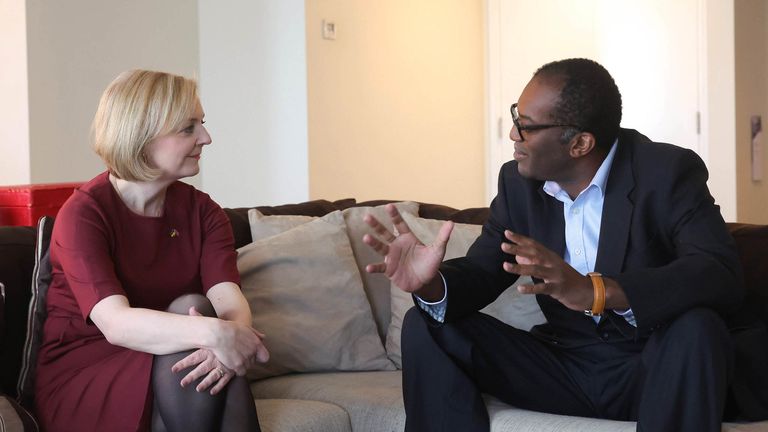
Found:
[363,58,746,431]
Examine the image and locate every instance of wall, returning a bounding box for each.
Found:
[305,0,486,208]
[703,0,737,223]
[0,0,30,185]
[734,0,768,223]
[23,0,200,187]
[198,0,309,208]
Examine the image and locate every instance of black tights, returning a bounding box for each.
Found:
[151,294,261,432]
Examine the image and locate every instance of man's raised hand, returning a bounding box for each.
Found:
[362,204,453,300]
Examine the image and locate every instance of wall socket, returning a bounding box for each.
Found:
[322,20,336,40]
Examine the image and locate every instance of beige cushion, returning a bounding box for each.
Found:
[248,210,315,242]
[386,213,546,368]
[247,202,420,342]
[340,202,420,341]
[252,371,406,432]
[238,211,394,379]
[254,398,351,432]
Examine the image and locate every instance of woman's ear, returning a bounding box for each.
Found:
[569,132,597,158]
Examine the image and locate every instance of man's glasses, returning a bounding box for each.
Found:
[510,103,582,142]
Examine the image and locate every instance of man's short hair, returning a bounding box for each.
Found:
[534,58,622,151]
[91,70,199,182]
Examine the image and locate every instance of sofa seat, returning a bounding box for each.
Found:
[252,371,768,432]
[254,398,351,432]
[252,371,406,431]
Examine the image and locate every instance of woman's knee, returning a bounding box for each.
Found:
[166,294,216,317]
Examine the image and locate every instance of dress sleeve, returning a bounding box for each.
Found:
[51,192,126,321]
[199,195,240,292]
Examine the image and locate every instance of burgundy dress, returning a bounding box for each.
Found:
[34,172,240,432]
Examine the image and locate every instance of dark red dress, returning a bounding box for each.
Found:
[34,172,240,432]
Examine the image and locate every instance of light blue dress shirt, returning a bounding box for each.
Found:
[418,141,636,327]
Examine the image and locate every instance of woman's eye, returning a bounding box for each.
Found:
[182,125,195,134]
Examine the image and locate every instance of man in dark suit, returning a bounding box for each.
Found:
[363,58,745,431]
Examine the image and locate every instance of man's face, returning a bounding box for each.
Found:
[510,77,575,182]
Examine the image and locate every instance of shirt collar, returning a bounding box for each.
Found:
[543,139,619,199]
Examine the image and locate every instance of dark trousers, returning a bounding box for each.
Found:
[401,307,733,432]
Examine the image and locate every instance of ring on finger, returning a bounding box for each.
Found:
[215,368,225,379]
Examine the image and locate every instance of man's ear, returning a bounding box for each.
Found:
[569,132,596,158]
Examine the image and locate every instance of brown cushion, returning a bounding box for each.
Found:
[727,223,768,326]
[0,226,35,398]
[224,199,356,249]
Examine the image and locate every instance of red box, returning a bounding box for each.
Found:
[0,182,83,226]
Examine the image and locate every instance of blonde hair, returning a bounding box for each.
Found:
[91,70,199,181]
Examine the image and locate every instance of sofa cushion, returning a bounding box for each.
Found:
[0,394,39,431]
[247,210,314,242]
[254,398,351,432]
[224,198,357,249]
[238,211,394,380]
[251,371,406,432]
[341,202,420,341]
[16,216,54,410]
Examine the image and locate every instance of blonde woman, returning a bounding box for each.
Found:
[34,70,268,431]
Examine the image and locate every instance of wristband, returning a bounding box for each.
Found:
[584,272,606,316]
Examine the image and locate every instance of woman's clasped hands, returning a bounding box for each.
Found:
[171,307,269,395]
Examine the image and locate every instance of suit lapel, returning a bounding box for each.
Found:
[595,131,635,275]
[534,187,566,257]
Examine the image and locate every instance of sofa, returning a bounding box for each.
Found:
[1,197,767,432]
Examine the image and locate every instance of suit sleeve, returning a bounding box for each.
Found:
[438,162,523,322]
[612,149,744,331]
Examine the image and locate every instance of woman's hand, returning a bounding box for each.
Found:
[207,310,269,376]
[172,347,235,395]
[172,307,269,394]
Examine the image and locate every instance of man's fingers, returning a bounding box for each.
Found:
[366,262,387,273]
[386,204,413,237]
[363,234,390,255]
[504,230,540,247]
[433,221,454,248]
[503,261,549,280]
[364,214,397,242]
[517,281,553,295]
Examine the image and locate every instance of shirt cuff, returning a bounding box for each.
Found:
[612,307,637,327]
[414,272,448,323]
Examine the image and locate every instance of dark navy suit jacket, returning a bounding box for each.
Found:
[436,128,768,418]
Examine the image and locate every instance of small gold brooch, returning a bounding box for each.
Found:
[169,229,179,238]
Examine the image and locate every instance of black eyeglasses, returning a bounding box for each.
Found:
[510,103,582,142]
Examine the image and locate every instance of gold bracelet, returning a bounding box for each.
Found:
[584,272,605,316]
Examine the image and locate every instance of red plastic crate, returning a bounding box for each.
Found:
[0,182,83,226]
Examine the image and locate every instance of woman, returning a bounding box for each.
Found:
[34,70,269,432]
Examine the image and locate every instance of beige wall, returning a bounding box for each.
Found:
[305,0,486,208]
[23,0,200,186]
[734,0,768,223]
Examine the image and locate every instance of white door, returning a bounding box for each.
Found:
[488,0,702,201]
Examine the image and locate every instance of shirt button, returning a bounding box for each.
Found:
[574,249,582,256]
[572,207,580,215]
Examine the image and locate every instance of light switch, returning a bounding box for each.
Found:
[322,20,336,40]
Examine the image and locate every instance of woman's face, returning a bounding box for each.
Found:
[145,102,211,181]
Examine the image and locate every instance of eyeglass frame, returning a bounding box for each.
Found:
[510,103,583,142]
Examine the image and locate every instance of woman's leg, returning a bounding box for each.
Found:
[151,294,260,432]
